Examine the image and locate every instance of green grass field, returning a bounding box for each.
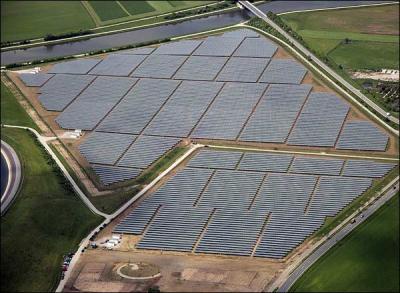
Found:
[281,3,399,70]
[281,4,399,35]
[88,1,128,22]
[1,81,37,129]
[1,81,102,291]
[291,194,400,292]
[1,1,95,42]
[330,40,399,70]
[119,0,156,15]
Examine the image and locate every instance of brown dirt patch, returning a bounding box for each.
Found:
[272,47,291,59]
[65,249,283,292]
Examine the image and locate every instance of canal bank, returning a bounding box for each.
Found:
[0,0,387,66]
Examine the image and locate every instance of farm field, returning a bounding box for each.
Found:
[1,1,95,42]
[280,3,399,70]
[280,3,400,115]
[291,194,400,292]
[1,1,218,43]
[1,81,37,129]
[1,128,102,292]
[86,0,217,25]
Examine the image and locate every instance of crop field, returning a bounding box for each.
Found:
[291,194,399,292]
[88,1,128,22]
[119,0,156,15]
[87,0,216,24]
[1,1,95,42]
[281,4,400,70]
[329,41,399,70]
[281,4,399,35]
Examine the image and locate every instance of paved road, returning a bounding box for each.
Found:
[1,140,21,215]
[239,0,399,126]
[278,178,399,292]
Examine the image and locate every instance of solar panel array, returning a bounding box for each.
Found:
[79,131,135,165]
[22,28,391,186]
[288,92,350,147]
[192,82,267,140]
[114,148,396,258]
[234,38,278,58]
[289,157,344,176]
[144,81,223,137]
[118,135,180,169]
[216,57,270,82]
[91,164,142,185]
[342,160,396,178]
[48,58,101,74]
[88,54,146,76]
[240,84,312,143]
[19,73,54,87]
[153,40,202,55]
[96,78,180,134]
[259,59,307,84]
[56,76,137,130]
[38,74,96,111]
[131,54,187,78]
[173,56,228,80]
[119,47,155,55]
[193,36,244,56]
[337,120,389,151]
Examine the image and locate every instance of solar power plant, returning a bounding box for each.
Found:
[238,152,293,173]
[38,74,96,111]
[215,57,270,82]
[152,40,202,55]
[48,58,101,74]
[259,59,307,84]
[88,54,146,76]
[196,170,264,209]
[19,73,54,87]
[119,47,155,55]
[192,36,244,56]
[251,173,317,214]
[173,55,229,80]
[131,55,188,79]
[254,213,326,258]
[91,164,142,185]
[144,81,223,137]
[288,92,350,147]
[136,206,212,252]
[342,160,396,178]
[191,82,267,140]
[240,84,312,143]
[55,76,137,130]
[233,37,278,58]
[233,29,259,39]
[337,120,389,151]
[307,176,373,217]
[117,135,180,169]
[196,209,268,256]
[79,131,136,165]
[23,28,392,187]
[222,28,260,38]
[96,78,180,134]
[187,149,243,170]
[114,148,396,258]
[289,157,344,176]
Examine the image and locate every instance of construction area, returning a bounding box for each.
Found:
[6,28,399,292]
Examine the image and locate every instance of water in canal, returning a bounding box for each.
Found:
[0,152,9,197]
